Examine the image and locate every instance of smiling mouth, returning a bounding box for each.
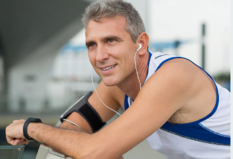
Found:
[101,64,117,71]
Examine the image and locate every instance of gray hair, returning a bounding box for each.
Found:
[82,0,145,43]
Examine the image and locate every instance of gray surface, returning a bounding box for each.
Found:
[0,145,25,159]
[36,145,49,159]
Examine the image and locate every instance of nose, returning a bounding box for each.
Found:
[95,45,109,62]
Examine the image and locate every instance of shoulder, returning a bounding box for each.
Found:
[142,57,216,123]
[140,58,201,110]
[150,58,197,88]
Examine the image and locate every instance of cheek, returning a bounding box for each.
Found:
[88,53,95,66]
[88,53,102,76]
[121,54,134,68]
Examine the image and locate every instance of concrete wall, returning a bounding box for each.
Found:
[8,18,84,113]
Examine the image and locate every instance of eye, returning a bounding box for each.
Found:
[87,43,96,48]
[107,39,115,43]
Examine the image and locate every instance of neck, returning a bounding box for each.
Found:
[117,51,150,100]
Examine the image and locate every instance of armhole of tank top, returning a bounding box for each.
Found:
[155,56,219,124]
[124,94,129,110]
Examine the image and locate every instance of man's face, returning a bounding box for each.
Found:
[85,16,137,86]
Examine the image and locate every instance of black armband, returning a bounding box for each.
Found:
[60,91,106,133]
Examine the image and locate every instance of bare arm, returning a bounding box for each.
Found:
[58,113,125,159]
[6,60,194,158]
[6,81,124,158]
[58,119,124,159]
[57,83,124,159]
[59,81,123,133]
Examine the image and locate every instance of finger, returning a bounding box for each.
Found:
[12,138,22,145]
[17,138,28,145]
[20,139,30,145]
[14,138,27,145]
[6,136,16,145]
[24,139,30,145]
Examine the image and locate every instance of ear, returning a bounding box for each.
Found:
[137,32,149,55]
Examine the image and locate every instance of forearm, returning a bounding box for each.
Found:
[59,123,124,159]
[28,123,92,158]
[40,121,89,153]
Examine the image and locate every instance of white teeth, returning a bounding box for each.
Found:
[102,65,115,71]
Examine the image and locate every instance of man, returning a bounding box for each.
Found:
[5,0,230,159]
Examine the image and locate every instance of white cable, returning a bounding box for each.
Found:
[134,49,142,90]
[91,71,121,116]
[63,119,81,128]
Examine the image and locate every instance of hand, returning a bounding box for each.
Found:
[5,119,30,145]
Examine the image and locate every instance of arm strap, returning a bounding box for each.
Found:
[60,91,106,133]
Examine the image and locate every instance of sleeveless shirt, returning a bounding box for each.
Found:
[124,51,230,159]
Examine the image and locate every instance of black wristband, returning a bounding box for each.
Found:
[23,117,42,140]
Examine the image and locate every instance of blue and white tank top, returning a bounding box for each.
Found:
[124,51,230,159]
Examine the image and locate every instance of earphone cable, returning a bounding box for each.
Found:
[63,119,81,128]
[91,71,122,116]
[134,49,142,90]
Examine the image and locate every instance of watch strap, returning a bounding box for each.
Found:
[23,117,42,140]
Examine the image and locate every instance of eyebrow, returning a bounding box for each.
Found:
[102,35,123,42]
[85,35,123,47]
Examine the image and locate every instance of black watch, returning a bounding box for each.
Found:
[23,117,42,140]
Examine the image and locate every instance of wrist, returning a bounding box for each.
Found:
[23,117,42,140]
[27,122,42,141]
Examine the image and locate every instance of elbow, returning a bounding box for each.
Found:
[74,147,100,159]
[72,133,122,159]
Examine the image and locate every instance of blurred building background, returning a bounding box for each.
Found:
[0,0,230,158]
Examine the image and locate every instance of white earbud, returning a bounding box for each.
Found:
[136,43,142,52]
